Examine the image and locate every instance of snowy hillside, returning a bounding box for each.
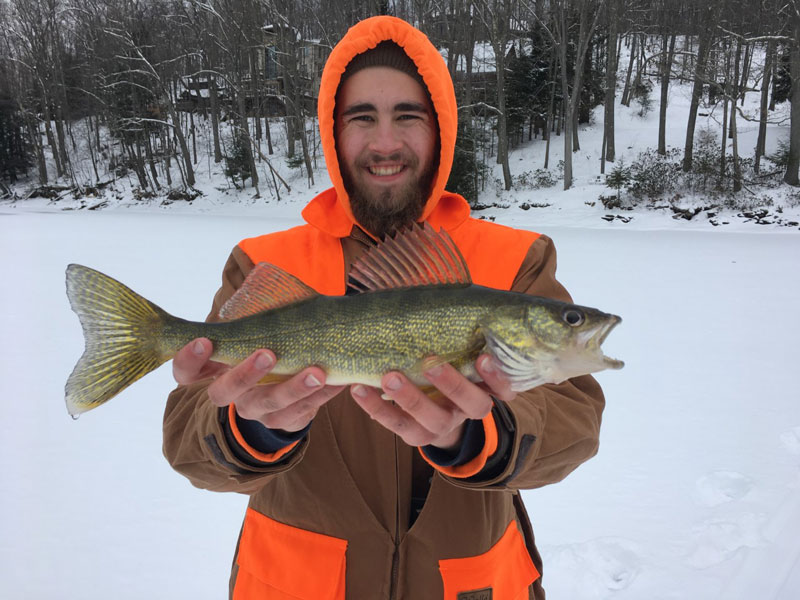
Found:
[2,46,800,600]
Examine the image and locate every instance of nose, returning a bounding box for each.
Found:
[368,121,403,156]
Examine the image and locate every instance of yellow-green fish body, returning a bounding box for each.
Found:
[65,226,623,416]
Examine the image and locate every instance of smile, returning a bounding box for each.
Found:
[369,165,404,176]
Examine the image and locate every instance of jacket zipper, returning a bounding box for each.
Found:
[388,434,401,599]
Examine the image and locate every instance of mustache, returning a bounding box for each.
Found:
[356,152,418,167]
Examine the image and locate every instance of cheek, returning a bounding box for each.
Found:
[409,126,437,167]
[336,129,364,169]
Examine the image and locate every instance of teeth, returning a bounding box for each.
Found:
[370,165,403,176]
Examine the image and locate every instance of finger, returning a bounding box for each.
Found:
[207,350,275,407]
[260,384,345,432]
[381,372,460,438]
[423,363,493,419]
[232,365,329,419]
[475,354,515,402]
[173,338,227,385]
[351,384,436,447]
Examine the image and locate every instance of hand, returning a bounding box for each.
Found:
[350,354,515,451]
[173,338,345,432]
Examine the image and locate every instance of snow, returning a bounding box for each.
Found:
[2,39,800,600]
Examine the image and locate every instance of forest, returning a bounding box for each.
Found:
[0,0,798,205]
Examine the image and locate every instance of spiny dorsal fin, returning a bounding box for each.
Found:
[218,263,317,320]
[348,223,471,293]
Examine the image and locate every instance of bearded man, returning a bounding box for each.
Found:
[164,16,605,600]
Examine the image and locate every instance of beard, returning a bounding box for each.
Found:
[341,151,438,239]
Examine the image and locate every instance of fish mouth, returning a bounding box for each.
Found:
[580,315,624,370]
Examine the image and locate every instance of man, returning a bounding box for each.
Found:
[164,15,605,599]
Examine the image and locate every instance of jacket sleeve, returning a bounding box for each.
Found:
[162,246,310,495]
[444,234,606,491]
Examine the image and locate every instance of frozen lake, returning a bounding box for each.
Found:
[1,209,799,599]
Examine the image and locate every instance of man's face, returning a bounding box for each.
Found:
[335,66,438,238]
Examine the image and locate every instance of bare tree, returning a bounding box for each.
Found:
[475,0,514,190]
[549,0,604,189]
[785,0,800,185]
[682,1,718,172]
[601,0,619,166]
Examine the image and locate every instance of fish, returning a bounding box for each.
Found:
[64,224,623,417]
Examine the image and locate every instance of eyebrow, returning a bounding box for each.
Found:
[339,101,429,117]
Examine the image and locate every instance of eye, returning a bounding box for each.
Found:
[562,309,585,327]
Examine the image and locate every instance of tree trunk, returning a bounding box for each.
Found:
[41,94,63,178]
[621,33,636,106]
[719,42,730,188]
[603,0,618,164]
[559,0,599,189]
[755,40,774,173]
[739,41,752,106]
[683,6,715,172]
[558,3,572,189]
[144,131,161,190]
[168,104,196,187]
[544,60,556,170]
[729,40,742,138]
[209,72,223,163]
[658,34,676,155]
[27,116,47,185]
[784,17,800,185]
[54,111,70,182]
[237,92,259,193]
[495,41,512,190]
[731,99,741,192]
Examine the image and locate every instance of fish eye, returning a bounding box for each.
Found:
[562,309,585,327]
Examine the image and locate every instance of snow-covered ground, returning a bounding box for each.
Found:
[2,207,799,600]
[2,39,799,599]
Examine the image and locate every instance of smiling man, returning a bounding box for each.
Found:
[163,16,606,600]
[335,42,439,238]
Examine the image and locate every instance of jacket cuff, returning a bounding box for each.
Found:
[222,404,306,466]
[419,412,498,478]
[421,418,485,467]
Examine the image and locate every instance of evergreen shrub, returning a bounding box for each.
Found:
[224,132,253,187]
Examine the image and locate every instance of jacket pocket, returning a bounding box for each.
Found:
[438,521,539,600]
[233,508,347,600]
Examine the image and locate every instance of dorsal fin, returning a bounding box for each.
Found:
[218,263,317,320]
[348,223,471,293]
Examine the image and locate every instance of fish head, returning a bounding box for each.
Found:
[480,301,623,392]
[524,301,624,384]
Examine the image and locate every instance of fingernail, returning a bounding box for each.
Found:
[425,364,442,377]
[351,384,367,398]
[192,340,206,356]
[385,375,402,391]
[304,373,321,388]
[254,352,273,371]
[482,357,495,373]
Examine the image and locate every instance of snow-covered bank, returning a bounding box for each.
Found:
[1,209,798,599]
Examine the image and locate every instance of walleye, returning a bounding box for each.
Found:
[65,225,623,417]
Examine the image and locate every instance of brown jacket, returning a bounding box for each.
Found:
[163,16,605,600]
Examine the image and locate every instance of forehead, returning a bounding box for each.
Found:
[336,66,432,113]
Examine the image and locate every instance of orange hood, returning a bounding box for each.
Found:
[306,16,463,237]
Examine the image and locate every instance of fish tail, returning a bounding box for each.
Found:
[65,264,180,416]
